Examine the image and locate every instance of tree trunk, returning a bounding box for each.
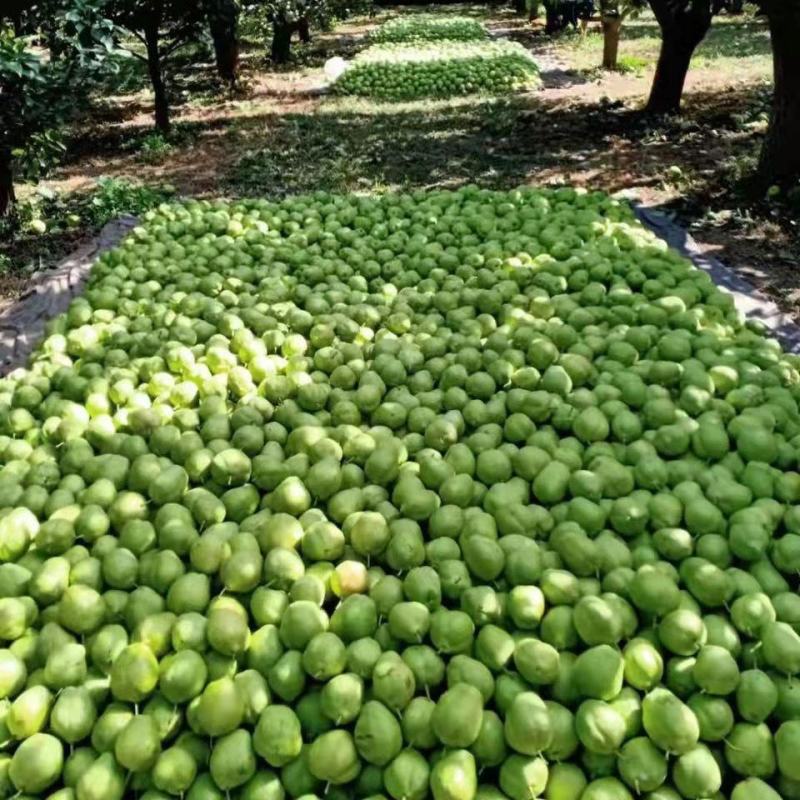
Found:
[206,0,239,87]
[0,148,15,218]
[11,10,23,36]
[271,16,293,63]
[545,2,563,33]
[144,22,170,133]
[645,0,712,114]
[528,1,540,21]
[601,16,621,69]
[46,19,61,61]
[646,31,695,113]
[298,17,311,43]
[758,2,800,188]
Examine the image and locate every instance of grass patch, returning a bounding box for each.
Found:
[120,127,201,165]
[228,96,535,198]
[561,10,770,78]
[616,54,650,73]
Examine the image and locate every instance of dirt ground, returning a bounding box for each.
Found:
[5,5,798,318]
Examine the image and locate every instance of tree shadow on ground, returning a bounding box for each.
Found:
[219,86,764,200]
[62,79,772,203]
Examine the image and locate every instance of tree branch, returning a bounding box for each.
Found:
[161,21,199,56]
[162,35,193,59]
[129,28,149,48]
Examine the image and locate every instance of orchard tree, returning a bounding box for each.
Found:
[599,0,645,70]
[104,0,206,132]
[204,0,239,87]
[259,0,316,62]
[645,0,714,114]
[542,1,563,33]
[643,0,799,188]
[757,0,800,188]
[238,0,296,63]
[0,32,43,215]
[1,0,117,216]
[248,0,369,64]
[269,2,295,61]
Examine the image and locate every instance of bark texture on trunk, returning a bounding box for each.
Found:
[601,16,621,69]
[758,2,800,187]
[646,0,712,114]
[144,22,170,132]
[271,17,293,62]
[545,2,563,33]
[46,21,62,61]
[206,0,239,86]
[298,17,311,43]
[0,148,15,218]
